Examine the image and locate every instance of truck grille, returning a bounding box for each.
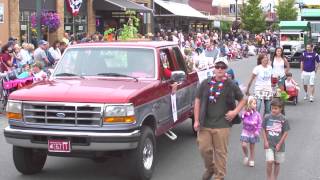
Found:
[23,102,103,126]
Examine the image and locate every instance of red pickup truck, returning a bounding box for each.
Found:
[4,41,199,180]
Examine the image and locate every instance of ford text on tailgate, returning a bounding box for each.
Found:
[4,42,198,180]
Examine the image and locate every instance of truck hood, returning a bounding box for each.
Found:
[9,78,157,103]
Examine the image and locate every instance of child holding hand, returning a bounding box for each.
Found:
[240,96,262,167]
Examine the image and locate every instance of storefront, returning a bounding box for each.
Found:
[93,0,152,36]
[3,0,153,44]
[154,0,209,33]
[19,0,56,42]
[64,0,88,39]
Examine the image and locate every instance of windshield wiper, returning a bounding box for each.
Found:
[55,73,84,79]
[96,73,138,82]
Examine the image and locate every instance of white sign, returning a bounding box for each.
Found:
[78,26,83,31]
[65,26,71,31]
[21,25,27,30]
[213,21,221,28]
[171,94,178,123]
[197,68,214,83]
[0,3,4,23]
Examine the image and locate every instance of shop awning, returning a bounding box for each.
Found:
[154,0,207,19]
[93,0,153,13]
[279,21,310,31]
[301,8,320,17]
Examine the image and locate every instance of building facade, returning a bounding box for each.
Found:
[0,0,153,45]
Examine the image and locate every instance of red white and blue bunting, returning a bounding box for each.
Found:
[65,0,83,16]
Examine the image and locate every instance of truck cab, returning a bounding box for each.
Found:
[279,21,311,68]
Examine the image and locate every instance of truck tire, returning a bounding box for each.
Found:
[129,126,156,180]
[13,146,47,175]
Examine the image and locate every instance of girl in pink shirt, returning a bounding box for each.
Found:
[240,96,262,167]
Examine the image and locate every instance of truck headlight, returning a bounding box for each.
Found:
[292,47,297,53]
[103,104,136,124]
[6,101,22,120]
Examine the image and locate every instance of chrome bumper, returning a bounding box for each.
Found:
[4,126,140,151]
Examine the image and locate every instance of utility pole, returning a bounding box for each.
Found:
[36,0,42,41]
[235,0,238,21]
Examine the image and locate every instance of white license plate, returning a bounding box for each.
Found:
[48,139,71,153]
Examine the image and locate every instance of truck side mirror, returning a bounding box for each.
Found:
[171,71,186,83]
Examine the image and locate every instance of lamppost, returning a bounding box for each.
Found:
[36,0,42,41]
[235,0,238,21]
[232,0,240,32]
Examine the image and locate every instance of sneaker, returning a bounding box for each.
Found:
[243,157,249,165]
[310,96,314,102]
[202,170,213,180]
[248,160,255,167]
[304,95,308,100]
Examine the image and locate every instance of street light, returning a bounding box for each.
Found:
[235,0,238,21]
[232,0,240,32]
[36,0,42,41]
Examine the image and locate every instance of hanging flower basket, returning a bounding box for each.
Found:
[31,11,61,33]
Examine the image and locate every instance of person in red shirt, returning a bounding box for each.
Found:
[0,43,14,72]
[160,51,172,79]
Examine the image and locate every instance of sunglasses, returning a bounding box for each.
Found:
[215,64,227,70]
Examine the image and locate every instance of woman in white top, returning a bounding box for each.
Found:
[20,43,33,65]
[246,54,273,115]
[48,40,62,62]
[271,47,290,90]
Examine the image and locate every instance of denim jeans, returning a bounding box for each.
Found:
[257,98,271,115]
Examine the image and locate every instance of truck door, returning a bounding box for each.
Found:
[171,47,197,122]
[155,48,177,131]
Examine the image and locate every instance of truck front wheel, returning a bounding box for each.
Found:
[13,146,47,174]
[129,126,156,180]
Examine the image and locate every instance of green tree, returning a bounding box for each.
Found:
[276,0,298,21]
[118,10,140,40]
[240,0,266,34]
[220,21,231,33]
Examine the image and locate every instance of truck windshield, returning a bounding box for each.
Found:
[281,34,300,41]
[53,47,156,78]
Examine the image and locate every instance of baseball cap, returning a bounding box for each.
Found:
[214,57,229,67]
[38,40,48,45]
[8,37,17,41]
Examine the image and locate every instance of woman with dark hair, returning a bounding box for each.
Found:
[0,43,14,72]
[246,54,273,115]
[271,47,290,90]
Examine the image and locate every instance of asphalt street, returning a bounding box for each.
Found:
[1,55,320,180]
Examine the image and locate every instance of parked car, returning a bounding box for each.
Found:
[4,41,199,180]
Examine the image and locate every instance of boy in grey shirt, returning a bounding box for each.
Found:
[262,99,290,180]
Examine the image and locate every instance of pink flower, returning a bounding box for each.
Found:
[30,11,60,32]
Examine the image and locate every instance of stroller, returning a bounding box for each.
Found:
[272,76,298,105]
[286,87,298,105]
